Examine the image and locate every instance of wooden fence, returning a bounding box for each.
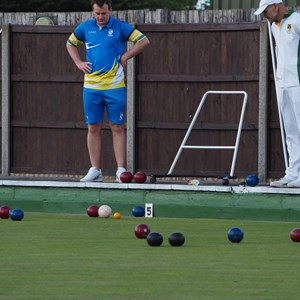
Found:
[212,0,298,9]
[0,9,263,26]
[0,10,286,180]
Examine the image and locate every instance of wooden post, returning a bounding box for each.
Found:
[258,20,268,182]
[126,42,136,173]
[1,24,10,176]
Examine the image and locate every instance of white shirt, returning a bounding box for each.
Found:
[272,11,300,88]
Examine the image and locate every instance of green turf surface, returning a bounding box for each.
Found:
[1,213,300,300]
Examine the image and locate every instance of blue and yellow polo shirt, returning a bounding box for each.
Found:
[67,16,146,90]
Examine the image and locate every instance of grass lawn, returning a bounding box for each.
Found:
[1,213,300,300]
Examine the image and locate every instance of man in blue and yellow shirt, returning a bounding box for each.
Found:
[67,0,150,182]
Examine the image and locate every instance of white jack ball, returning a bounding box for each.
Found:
[98,205,112,218]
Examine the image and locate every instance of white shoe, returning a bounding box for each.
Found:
[287,178,300,188]
[80,167,103,182]
[270,177,293,188]
[116,167,127,183]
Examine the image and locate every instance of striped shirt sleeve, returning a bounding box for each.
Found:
[128,29,147,43]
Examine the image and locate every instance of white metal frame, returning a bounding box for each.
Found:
[168,91,248,177]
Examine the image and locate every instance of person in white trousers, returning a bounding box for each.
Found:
[255,0,300,188]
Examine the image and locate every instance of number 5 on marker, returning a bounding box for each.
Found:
[145,203,153,218]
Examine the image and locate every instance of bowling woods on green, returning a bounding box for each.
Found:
[1,214,300,299]
[0,205,24,221]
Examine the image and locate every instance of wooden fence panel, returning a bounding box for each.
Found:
[9,26,116,175]
[267,83,285,178]
[212,0,298,9]
[0,22,287,179]
[135,23,260,177]
[0,9,264,27]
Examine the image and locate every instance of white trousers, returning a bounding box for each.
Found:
[278,86,300,179]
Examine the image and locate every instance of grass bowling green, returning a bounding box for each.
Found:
[1,213,300,299]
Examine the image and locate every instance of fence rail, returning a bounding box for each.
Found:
[0,9,263,26]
